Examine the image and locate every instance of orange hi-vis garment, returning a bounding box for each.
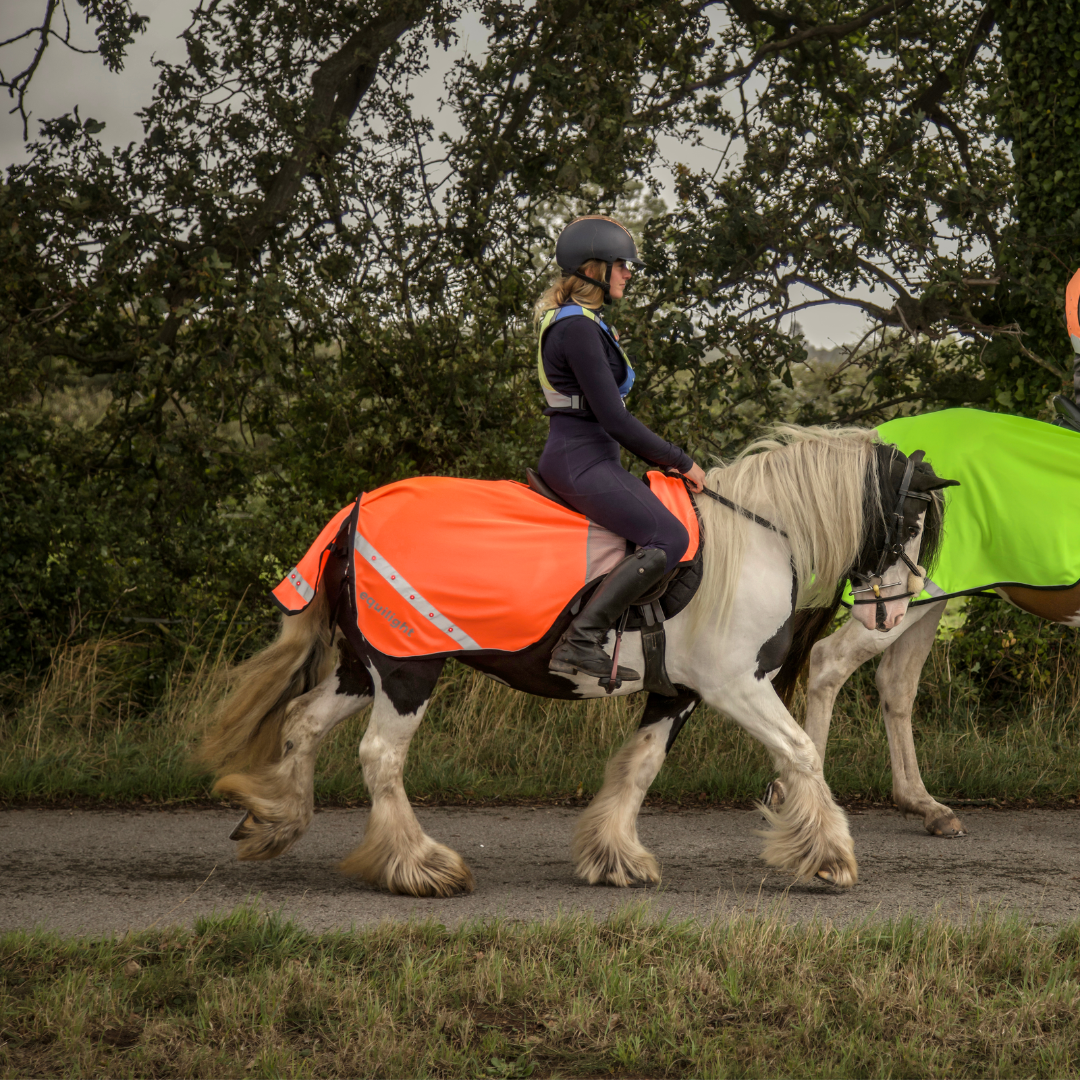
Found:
[271,502,355,614]
[1068,267,1080,355]
[272,472,699,660]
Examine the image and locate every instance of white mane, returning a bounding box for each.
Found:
[691,425,883,630]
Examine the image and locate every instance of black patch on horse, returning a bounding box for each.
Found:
[335,639,375,699]
[755,564,798,680]
[324,549,446,713]
[637,688,701,753]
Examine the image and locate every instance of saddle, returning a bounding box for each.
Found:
[525,468,704,696]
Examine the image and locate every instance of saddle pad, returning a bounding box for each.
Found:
[271,472,699,659]
[873,408,1080,602]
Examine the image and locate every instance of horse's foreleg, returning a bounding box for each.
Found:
[339,658,473,897]
[875,601,963,836]
[573,690,700,887]
[767,616,890,809]
[217,644,374,860]
[717,678,857,886]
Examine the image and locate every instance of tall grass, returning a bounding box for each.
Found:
[0,612,253,804]
[2,598,1079,806]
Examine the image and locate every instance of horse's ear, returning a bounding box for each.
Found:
[908,447,959,490]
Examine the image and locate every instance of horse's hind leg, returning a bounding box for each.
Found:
[875,602,964,836]
[339,657,474,897]
[573,690,700,887]
[217,643,374,860]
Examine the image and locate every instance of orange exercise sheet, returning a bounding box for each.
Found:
[273,472,698,660]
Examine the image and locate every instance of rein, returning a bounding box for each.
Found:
[691,485,788,539]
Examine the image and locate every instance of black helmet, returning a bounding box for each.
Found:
[555,215,643,273]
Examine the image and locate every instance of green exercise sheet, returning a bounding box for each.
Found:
[862,408,1080,603]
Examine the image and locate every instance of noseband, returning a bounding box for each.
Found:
[850,452,932,627]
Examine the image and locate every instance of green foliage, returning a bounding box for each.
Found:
[980,0,1080,410]
[2,0,1078,691]
[929,595,1080,714]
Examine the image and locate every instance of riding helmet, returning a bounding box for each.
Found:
[554,216,644,273]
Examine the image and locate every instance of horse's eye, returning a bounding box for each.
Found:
[907,526,919,538]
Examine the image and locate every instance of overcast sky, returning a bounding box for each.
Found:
[1,0,871,347]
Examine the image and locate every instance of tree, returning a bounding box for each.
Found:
[980,0,1080,409]
[2,0,1075,677]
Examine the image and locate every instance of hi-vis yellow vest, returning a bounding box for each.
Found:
[537,305,635,410]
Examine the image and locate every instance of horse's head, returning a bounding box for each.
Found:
[849,445,958,632]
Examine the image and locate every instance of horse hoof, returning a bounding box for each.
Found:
[597,874,655,890]
[573,847,661,888]
[763,780,786,808]
[814,863,858,887]
[339,840,475,898]
[229,811,264,841]
[386,865,475,898]
[928,815,966,838]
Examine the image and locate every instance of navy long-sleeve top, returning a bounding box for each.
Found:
[540,314,693,472]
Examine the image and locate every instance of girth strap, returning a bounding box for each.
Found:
[639,620,678,696]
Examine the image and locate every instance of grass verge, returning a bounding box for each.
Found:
[2,599,1080,808]
[3,903,1080,1078]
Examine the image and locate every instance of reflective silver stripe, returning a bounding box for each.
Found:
[542,387,584,410]
[285,566,315,603]
[353,532,482,651]
[923,577,946,598]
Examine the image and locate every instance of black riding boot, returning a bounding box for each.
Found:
[549,548,667,681]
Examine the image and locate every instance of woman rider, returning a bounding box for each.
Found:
[537,215,707,682]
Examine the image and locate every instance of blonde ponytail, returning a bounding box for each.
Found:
[533,259,609,324]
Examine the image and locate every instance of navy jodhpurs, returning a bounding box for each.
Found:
[538,415,689,574]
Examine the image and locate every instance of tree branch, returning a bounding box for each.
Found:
[650,0,917,114]
[156,3,429,347]
[885,2,996,158]
[837,393,924,423]
[1,0,60,139]
[1,0,147,138]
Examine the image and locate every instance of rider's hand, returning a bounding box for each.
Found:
[682,461,707,493]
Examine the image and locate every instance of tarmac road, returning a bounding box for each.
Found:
[2,804,1080,936]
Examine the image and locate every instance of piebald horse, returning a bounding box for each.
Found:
[795,584,1080,839]
[198,426,953,896]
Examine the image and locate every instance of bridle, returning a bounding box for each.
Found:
[682,450,932,631]
[850,451,933,629]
